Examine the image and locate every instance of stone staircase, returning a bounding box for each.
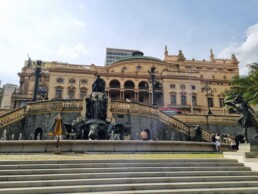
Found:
[0,159,258,193]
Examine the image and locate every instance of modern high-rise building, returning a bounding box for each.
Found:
[105,48,140,66]
[0,83,18,109]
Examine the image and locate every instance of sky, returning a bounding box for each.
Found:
[1,0,258,86]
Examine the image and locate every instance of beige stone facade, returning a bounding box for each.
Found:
[13,47,239,115]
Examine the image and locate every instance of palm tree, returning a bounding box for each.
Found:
[224,63,258,106]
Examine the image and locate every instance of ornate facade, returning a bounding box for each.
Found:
[12,46,239,115]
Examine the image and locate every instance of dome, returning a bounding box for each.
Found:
[110,52,162,65]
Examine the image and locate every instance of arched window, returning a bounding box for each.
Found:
[154,82,162,90]
[124,80,135,89]
[138,81,149,90]
[109,80,120,89]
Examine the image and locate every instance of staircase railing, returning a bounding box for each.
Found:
[0,106,26,128]
[26,99,83,114]
[0,99,83,129]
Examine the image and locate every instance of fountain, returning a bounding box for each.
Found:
[65,75,127,140]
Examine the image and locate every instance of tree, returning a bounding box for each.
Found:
[224,63,258,106]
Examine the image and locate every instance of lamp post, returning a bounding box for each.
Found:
[201,80,213,131]
[201,80,213,115]
[148,67,158,106]
[32,60,44,102]
[186,65,193,114]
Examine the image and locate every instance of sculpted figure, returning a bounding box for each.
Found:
[225,94,258,142]
[178,50,185,61]
[92,75,105,92]
[231,54,238,64]
[210,49,215,61]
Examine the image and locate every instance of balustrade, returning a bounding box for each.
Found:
[0,107,26,128]
[0,99,213,142]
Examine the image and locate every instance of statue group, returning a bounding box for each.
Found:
[64,75,129,140]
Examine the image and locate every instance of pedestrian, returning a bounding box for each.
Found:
[228,136,237,150]
[211,133,221,152]
[140,130,148,141]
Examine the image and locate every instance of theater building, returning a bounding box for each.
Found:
[12,46,239,115]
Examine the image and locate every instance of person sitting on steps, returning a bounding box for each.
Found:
[211,133,221,152]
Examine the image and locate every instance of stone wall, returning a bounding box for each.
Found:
[1,109,255,141]
[174,114,257,140]
[113,113,188,141]
[0,112,80,140]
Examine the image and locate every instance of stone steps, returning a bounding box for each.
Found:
[0,159,257,193]
[1,176,258,188]
[0,161,244,169]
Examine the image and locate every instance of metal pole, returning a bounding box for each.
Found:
[148,67,157,106]
[187,65,193,113]
[32,60,43,102]
[151,76,155,106]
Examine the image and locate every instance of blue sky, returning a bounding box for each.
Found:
[1,0,258,85]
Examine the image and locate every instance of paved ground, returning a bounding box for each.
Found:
[0,153,223,161]
[223,143,258,172]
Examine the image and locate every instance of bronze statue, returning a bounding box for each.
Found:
[92,75,105,92]
[225,94,258,142]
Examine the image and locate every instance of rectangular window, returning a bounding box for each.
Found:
[192,96,197,106]
[80,91,87,99]
[208,98,214,107]
[170,95,176,105]
[139,95,144,103]
[181,95,187,105]
[219,98,224,107]
[68,90,75,99]
[55,89,62,99]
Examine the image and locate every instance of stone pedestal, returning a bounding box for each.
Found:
[245,134,258,158]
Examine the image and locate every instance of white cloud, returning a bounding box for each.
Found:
[73,19,86,27]
[58,43,89,59]
[218,23,258,75]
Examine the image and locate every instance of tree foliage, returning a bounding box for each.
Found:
[224,63,258,105]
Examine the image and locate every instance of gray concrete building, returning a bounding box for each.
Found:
[105,48,140,66]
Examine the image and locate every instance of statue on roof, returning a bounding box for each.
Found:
[27,54,32,67]
[210,49,215,62]
[164,45,168,57]
[178,50,185,61]
[231,54,238,64]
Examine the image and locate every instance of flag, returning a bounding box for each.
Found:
[48,113,67,136]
